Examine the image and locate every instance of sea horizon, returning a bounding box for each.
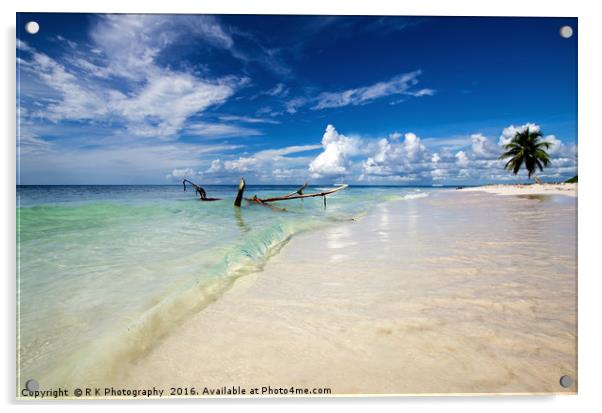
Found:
[16,183,469,187]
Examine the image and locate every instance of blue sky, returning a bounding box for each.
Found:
[17,13,578,184]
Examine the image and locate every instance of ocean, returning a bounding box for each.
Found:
[16,184,435,387]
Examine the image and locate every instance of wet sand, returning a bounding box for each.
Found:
[117,190,577,395]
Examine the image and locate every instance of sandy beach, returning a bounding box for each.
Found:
[461,183,577,197]
[115,189,577,395]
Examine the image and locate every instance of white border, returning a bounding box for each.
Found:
[3,1,601,412]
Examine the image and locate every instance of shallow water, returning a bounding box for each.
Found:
[16,184,436,387]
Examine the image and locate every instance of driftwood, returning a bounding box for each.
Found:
[252,184,348,203]
[247,196,288,212]
[283,182,308,198]
[244,184,348,209]
[184,177,347,209]
[234,177,246,207]
[182,179,221,201]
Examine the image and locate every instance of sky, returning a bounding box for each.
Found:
[16,13,578,185]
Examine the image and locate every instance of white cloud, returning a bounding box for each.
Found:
[254,145,322,158]
[498,122,541,146]
[361,132,430,179]
[18,15,247,139]
[206,159,223,173]
[193,122,575,185]
[205,145,320,179]
[389,132,402,141]
[16,39,34,53]
[283,71,433,114]
[455,150,469,167]
[183,123,576,184]
[542,134,576,157]
[167,168,198,180]
[312,70,433,110]
[285,97,307,114]
[470,133,499,159]
[218,115,280,124]
[89,15,234,80]
[309,125,361,178]
[402,133,427,160]
[22,49,115,122]
[265,83,288,97]
[186,122,263,138]
[116,73,237,138]
[255,106,282,117]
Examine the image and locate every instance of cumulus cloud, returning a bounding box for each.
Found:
[402,133,428,160]
[352,122,576,184]
[389,132,402,141]
[362,132,430,179]
[455,150,469,167]
[470,133,499,159]
[308,125,361,178]
[541,134,576,157]
[360,132,431,180]
[191,121,576,184]
[498,122,541,146]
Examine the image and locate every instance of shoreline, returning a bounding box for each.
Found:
[115,189,577,395]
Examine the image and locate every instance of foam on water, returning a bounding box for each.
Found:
[17,185,434,387]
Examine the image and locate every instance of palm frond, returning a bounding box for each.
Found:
[500,127,552,180]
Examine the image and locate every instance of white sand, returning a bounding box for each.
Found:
[116,190,577,395]
[461,183,576,197]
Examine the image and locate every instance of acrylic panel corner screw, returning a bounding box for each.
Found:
[559,375,573,388]
[25,21,39,35]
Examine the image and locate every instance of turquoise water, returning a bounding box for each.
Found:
[17,184,434,386]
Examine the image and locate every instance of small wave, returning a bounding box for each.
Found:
[403,192,429,200]
[382,192,429,202]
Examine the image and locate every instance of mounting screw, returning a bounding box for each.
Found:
[559,26,573,39]
[25,379,39,392]
[25,21,40,35]
[559,375,573,388]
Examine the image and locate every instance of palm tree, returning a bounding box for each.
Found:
[499,128,552,182]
